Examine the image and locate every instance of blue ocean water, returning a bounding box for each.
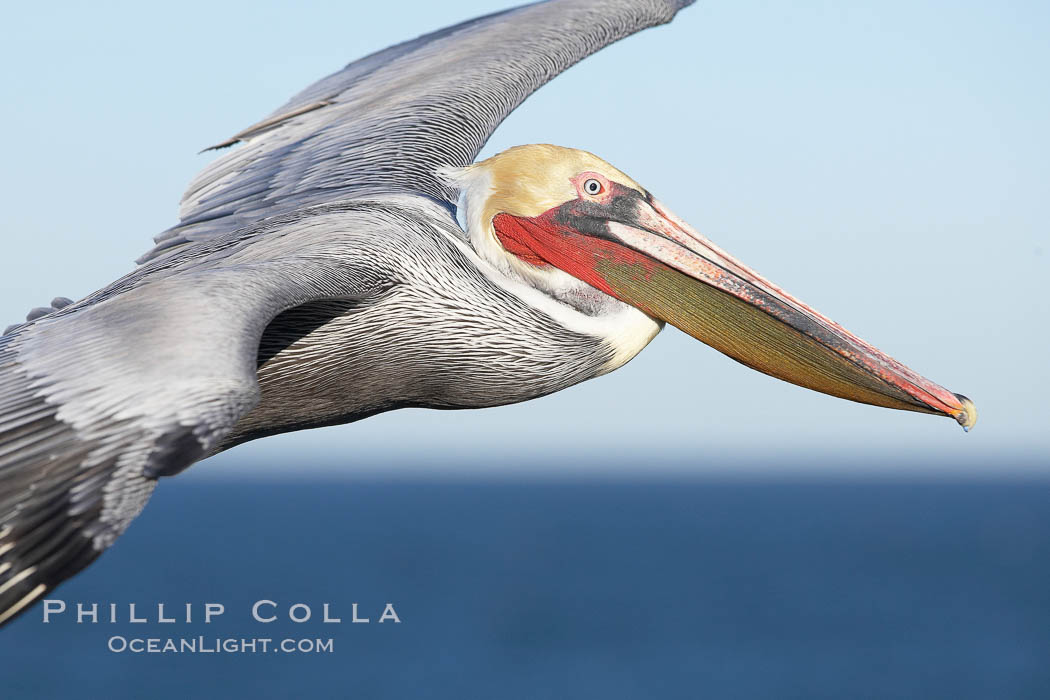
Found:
[2,475,1048,699]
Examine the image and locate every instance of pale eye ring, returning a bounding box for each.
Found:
[583,178,603,195]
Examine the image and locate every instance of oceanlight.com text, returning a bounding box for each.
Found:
[107,636,334,654]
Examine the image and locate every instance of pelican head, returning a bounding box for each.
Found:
[446,144,976,429]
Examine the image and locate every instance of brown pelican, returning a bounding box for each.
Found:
[0,0,975,626]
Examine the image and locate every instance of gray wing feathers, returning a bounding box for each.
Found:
[0,207,399,625]
[139,0,694,262]
[4,297,75,336]
[0,334,156,626]
[0,280,264,625]
[0,261,336,625]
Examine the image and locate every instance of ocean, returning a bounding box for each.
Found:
[2,475,1048,699]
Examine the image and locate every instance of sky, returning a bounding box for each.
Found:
[0,0,1046,475]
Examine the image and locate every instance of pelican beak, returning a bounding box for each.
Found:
[491,186,976,430]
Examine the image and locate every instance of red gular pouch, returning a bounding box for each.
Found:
[490,178,661,300]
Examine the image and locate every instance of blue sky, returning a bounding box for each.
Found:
[0,1,1046,474]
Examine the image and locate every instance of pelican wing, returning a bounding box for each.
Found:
[139,0,695,263]
[0,212,388,625]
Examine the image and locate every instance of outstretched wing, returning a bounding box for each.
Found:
[140,0,695,262]
[0,223,383,625]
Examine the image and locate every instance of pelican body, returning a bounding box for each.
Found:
[0,0,974,626]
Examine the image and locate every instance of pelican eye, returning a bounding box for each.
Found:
[583,178,603,195]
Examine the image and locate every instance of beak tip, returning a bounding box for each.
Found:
[951,393,977,432]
